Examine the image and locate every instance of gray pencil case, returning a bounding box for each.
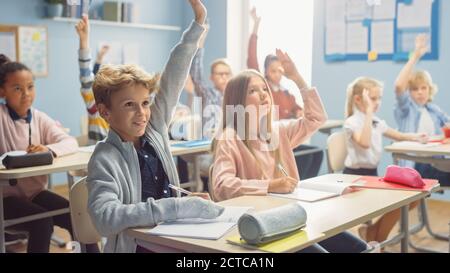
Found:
[237,203,307,245]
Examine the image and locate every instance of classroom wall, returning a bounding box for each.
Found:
[0,0,184,137]
[311,0,450,173]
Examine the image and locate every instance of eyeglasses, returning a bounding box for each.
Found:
[213,72,231,77]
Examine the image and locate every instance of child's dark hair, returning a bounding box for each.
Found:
[0,54,31,87]
[263,54,279,73]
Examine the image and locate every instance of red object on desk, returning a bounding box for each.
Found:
[428,139,444,143]
[442,127,450,138]
[352,176,439,192]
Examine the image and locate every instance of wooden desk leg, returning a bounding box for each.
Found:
[0,184,5,253]
[400,205,409,253]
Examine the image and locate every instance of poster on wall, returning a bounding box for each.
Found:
[18,26,48,77]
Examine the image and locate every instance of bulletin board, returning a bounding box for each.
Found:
[0,25,48,77]
[0,25,19,62]
[324,0,439,62]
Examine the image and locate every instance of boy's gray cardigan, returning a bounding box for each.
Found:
[86,21,205,253]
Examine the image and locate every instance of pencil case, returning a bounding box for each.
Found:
[382,165,425,188]
[3,152,53,169]
[237,203,307,245]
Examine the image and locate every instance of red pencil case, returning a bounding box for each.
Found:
[382,165,425,188]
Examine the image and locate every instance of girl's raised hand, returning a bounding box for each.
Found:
[189,0,207,25]
[250,7,261,25]
[275,49,299,81]
[362,89,375,113]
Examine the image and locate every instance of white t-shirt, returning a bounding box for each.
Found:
[417,107,435,136]
[344,110,389,169]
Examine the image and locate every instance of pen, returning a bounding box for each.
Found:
[168,184,193,196]
[277,163,289,177]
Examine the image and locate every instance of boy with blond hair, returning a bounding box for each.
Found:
[85,0,223,253]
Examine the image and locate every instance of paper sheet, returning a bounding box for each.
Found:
[326,0,346,25]
[0,32,17,61]
[346,0,371,21]
[371,21,395,54]
[326,23,346,55]
[346,22,368,54]
[372,0,396,20]
[18,27,48,77]
[147,206,252,240]
[398,0,433,29]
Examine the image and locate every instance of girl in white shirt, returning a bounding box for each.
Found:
[343,77,425,176]
[343,77,426,244]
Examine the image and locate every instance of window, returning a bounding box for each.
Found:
[228,0,315,104]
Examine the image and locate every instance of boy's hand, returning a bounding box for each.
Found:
[27,145,50,154]
[96,45,110,63]
[75,14,89,49]
[189,0,207,25]
[413,34,429,59]
[176,197,224,219]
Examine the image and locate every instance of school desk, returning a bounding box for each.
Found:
[0,152,91,253]
[385,142,450,253]
[127,174,430,253]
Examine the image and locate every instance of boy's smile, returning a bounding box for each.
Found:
[99,84,152,147]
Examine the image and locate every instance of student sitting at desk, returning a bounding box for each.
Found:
[0,55,99,253]
[212,51,367,252]
[393,34,450,186]
[247,7,323,180]
[343,77,425,243]
[86,0,224,253]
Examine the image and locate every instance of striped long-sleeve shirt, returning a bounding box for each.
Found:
[79,49,109,142]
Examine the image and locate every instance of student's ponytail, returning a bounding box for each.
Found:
[0,54,31,87]
[0,54,10,66]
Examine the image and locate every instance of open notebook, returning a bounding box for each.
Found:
[270,174,362,202]
[147,206,252,240]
